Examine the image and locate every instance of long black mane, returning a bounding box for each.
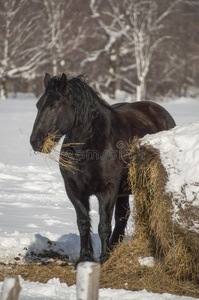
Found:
[46,75,116,126]
[68,76,113,109]
[68,76,116,125]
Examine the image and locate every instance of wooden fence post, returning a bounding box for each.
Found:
[1,276,21,300]
[76,262,100,300]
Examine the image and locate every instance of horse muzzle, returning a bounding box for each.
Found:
[30,134,44,152]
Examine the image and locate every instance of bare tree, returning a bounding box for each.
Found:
[124,0,181,101]
[0,0,46,98]
[0,0,90,97]
[0,0,198,98]
[87,0,181,101]
[42,0,71,75]
[41,0,90,76]
[87,0,131,95]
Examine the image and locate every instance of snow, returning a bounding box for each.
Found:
[0,94,199,299]
[1,276,196,300]
[138,256,156,267]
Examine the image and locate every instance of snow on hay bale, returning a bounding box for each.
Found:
[127,122,199,282]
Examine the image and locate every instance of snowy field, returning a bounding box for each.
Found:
[0,94,199,299]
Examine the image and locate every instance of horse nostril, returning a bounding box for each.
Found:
[38,135,43,143]
[30,134,44,151]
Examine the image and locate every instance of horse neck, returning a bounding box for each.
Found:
[70,102,114,147]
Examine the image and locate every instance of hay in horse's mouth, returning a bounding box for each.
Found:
[41,134,80,172]
[41,135,56,154]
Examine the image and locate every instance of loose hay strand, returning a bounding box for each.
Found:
[41,132,61,154]
[41,133,82,173]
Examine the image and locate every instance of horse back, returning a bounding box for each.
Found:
[112,101,176,137]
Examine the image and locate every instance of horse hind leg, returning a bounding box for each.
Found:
[109,196,130,248]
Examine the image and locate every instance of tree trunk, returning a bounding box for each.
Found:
[0,77,8,99]
[53,58,58,76]
[109,41,122,95]
[136,76,146,101]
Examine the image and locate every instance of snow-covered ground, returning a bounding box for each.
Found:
[0,94,199,299]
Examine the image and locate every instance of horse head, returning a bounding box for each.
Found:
[30,73,75,153]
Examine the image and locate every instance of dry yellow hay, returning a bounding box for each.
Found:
[41,133,81,172]
[100,233,199,297]
[100,136,199,297]
[0,262,76,285]
[41,135,56,154]
[126,137,199,281]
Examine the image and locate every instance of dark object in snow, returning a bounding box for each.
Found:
[30,73,175,265]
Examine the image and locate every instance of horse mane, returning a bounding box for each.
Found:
[67,75,116,127]
[45,74,116,129]
[68,75,114,110]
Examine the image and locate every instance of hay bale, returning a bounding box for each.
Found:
[127,134,199,282]
[101,124,199,296]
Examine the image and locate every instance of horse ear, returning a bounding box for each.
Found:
[59,73,67,93]
[44,73,51,89]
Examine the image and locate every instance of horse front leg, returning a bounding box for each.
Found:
[63,179,94,265]
[76,204,94,264]
[98,194,116,264]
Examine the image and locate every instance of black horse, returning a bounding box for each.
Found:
[30,73,176,264]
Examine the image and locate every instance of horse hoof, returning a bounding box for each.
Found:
[100,253,110,264]
[75,255,95,268]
